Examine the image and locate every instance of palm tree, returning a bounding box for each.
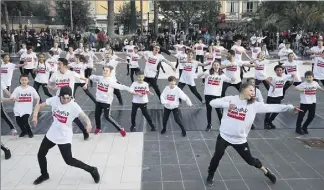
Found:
[153,0,158,34]
[130,1,136,33]
[107,0,115,37]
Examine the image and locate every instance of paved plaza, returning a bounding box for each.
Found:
[1,53,324,190]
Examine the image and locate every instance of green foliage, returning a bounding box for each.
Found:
[2,1,49,17]
[55,0,93,30]
[115,2,140,33]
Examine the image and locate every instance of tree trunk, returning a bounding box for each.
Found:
[140,0,143,32]
[107,0,115,37]
[3,2,10,31]
[130,1,136,34]
[185,20,190,34]
[153,0,158,34]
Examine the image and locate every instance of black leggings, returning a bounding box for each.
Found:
[296,103,316,130]
[16,114,32,133]
[264,96,282,124]
[221,82,241,97]
[73,117,87,133]
[1,103,15,130]
[144,77,161,99]
[94,101,121,131]
[73,83,96,103]
[178,82,203,102]
[126,59,130,74]
[162,107,185,132]
[208,134,263,175]
[255,79,270,91]
[33,81,53,102]
[314,79,324,86]
[84,68,93,86]
[37,136,93,176]
[131,103,154,128]
[130,68,140,83]
[23,69,36,79]
[205,95,222,126]
[283,81,302,97]
[1,143,9,152]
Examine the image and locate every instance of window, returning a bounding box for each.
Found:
[226,1,238,14]
[246,2,253,12]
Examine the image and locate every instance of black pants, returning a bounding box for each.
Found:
[130,68,140,83]
[84,68,93,87]
[240,67,246,80]
[126,59,130,74]
[37,136,93,176]
[296,103,316,130]
[205,95,222,125]
[195,55,204,73]
[283,81,301,97]
[131,103,154,128]
[73,117,87,133]
[208,134,262,175]
[255,79,270,91]
[23,69,36,79]
[178,82,203,102]
[162,107,185,132]
[314,79,324,86]
[179,69,183,79]
[221,82,242,97]
[1,143,9,152]
[144,77,161,99]
[16,114,32,133]
[1,103,15,130]
[94,101,121,131]
[33,81,53,102]
[73,83,96,103]
[264,96,282,124]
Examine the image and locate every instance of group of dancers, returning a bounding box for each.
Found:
[1,36,324,186]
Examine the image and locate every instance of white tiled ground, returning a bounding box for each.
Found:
[1,133,144,190]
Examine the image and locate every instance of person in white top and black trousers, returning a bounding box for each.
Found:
[206,82,302,187]
[31,86,100,185]
[160,76,193,137]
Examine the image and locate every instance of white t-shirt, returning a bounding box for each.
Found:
[35,62,53,84]
[204,53,214,70]
[254,59,269,80]
[20,52,37,69]
[255,88,263,102]
[66,52,76,64]
[231,45,246,61]
[45,96,82,144]
[82,51,97,68]
[251,47,262,60]
[1,62,16,87]
[222,59,243,84]
[282,60,302,82]
[69,62,87,83]
[143,51,165,78]
[203,71,231,96]
[267,75,292,97]
[129,53,140,68]
[278,48,294,62]
[213,46,226,59]
[179,61,199,86]
[89,75,132,104]
[194,43,206,55]
[309,46,324,63]
[102,59,119,79]
[50,70,81,96]
[124,45,136,59]
[297,81,320,104]
[46,57,58,72]
[313,57,324,80]
[161,86,192,109]
[174,44,186,54]
[210,95,293,144]
[176,52,187,70]
[130,81,150,103]
[49,47,63,60]
[11,86,39,116]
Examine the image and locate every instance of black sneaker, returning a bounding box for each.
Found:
[83,132,90,140]
[160,128,166,134]
[28,131,34,138]
[206,174,214,187]
[181,131,187,137]
[264,123,271,130]
[19,132,26,137]
[302,128,309,134]
[251,124,255,130]
[4,149,11,160]
[295,129,304,135]
[33,174,49,185]
[205,125,212,132]
[265,168,277,184]
[90,167,100,183]
[268,123,276,129]
[151,126,156,131]
[130,126,136,132]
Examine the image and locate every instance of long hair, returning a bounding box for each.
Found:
[239,82,256,104]
[209,61,223,75]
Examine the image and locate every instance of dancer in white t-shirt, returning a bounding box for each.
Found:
[31,86,100,185]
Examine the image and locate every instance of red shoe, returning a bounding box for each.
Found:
[119,128,126,137]
[94,129,102,135]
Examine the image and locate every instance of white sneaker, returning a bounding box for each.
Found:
[11,129,17,136]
